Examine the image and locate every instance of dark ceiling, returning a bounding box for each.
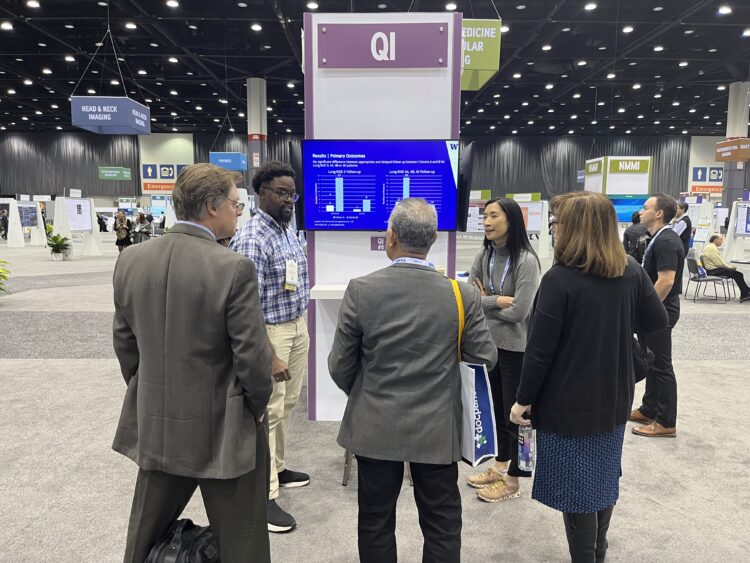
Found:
[1,0,750,137]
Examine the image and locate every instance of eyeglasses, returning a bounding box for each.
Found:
[226,198,246,212]
[264,187,299,202]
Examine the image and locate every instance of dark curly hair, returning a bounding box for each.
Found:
[251,161,296,194]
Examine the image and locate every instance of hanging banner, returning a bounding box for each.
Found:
[71,96,151,135]
[461,19,502,91]
[99,167,132,181]
[209,152,248,171]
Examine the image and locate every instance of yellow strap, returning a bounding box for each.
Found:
[450,279,465,362]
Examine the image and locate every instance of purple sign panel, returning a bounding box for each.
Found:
[370,236,387,251]
[317,23,449,69]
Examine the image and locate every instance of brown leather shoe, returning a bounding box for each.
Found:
[628,409,654,424]
[632,421,676,438]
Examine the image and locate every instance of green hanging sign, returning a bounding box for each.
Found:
[461,19,503,91]
[99,167,132,181]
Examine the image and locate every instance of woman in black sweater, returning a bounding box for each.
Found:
[511,192,668,563]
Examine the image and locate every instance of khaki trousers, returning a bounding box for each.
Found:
[267,315,309,500]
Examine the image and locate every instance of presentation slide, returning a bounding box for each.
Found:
[609,196,649,223]
[736,203,750,237]
[303,140,459,231]
[65,198,92,231]
[17,203,39,227]
[519,202,544,233]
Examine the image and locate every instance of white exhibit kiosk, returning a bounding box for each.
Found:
[584,156,653,195]
[52,197,103,257]
[304,11,463,421]
[0,198,25,248]
[18,201,47,247]
[723,200,750,262]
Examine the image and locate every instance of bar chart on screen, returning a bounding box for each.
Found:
[384,173,445,213]
[316,174,378,214]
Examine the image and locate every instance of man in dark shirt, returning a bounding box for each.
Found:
[672,202,692,257]
[630,193,684,438]
[623,211,649,263]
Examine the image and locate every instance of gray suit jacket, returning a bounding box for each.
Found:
[112,223,273,479]
[328,263,497,465]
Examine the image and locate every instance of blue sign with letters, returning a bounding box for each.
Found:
[692,167,707,182]
[142,164,158,180]
[159,165,176,180]
[71,96,150,135]
[209,152,248,171]
[709,167,723,182]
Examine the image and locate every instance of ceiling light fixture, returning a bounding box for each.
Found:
[27,1,41,8]
[307,2,319,9]
[42,68,52,74]
[653,6,663,11]
[168,57,178,63]
[718,5,732,15]
[170,90,178,95]
[607,73,616,79]
[654,93,662,98]
[65,24,74,29]
[573,93,581,99]
[678,61,688,67]
[516,4,526,10]
[577,60,587,66]
[522,101,529,106]
[87,88,95,94]
[445,2,457,10]
[591,120,598,124]
[287,82,295,88]
[195,105,203,110]
[632,83,641,89]
[23,79,32,85]
[622,25,634,33]
[672,101,680,106]
[137,69,147,75]
[1,22,13,31]
[251,23,262,31]
[653,45,664,52]
[684,29,694,35]
[584,3,597,11]
[743,28,750,37]
[718,85,727,91]
[166,0,179,7]
[125,22,137,29]
[501,25,509,33]
[545,84,554,90]
[513,73,521,79]
[110,79,119,85]
[542,44,552,51]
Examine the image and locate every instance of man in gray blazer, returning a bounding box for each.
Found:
[328,198,497,563]
[112,163,273,563]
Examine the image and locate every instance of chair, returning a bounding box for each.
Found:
[684,257,729,303]
[699,255,737,299]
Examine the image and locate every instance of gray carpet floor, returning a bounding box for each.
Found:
[1,239,750,562]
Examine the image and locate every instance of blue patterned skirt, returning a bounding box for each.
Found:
[531,424,625,513]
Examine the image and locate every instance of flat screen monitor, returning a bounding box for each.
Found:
[302,140,459,231]
[65,198,92,231]
[17,203,39,227]
[609,195,649,223]
[736,203,750,237]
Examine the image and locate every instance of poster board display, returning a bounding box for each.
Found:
[17,203,39,227]
[65,198,93,231]
[736,203,750,237]
[519,202,543,233]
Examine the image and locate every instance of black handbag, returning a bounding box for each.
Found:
[632,335,654,383]
[145,519,220,563]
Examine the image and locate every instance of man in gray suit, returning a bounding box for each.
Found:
[328,198,497,563]
[112,163,273,563]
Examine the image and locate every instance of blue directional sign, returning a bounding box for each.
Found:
[692,167,707,182]
[71,96,150,135]
[209,152,248,171]
[142,164,158,180]
[159,165,176,180]
[709,167,723,182]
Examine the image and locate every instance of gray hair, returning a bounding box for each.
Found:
[388,198,438,253]
[172,163,241,221]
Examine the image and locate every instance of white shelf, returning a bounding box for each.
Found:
[310,284,348,300]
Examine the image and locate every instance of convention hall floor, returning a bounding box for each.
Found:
[1,234,749,562]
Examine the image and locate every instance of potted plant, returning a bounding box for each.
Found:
[0,259,10,295]
[48,234,71,261]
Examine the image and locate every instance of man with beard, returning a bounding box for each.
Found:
[230,161,310,534]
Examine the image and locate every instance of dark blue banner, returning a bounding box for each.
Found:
[302,140,459,231]
[71,96,150,135]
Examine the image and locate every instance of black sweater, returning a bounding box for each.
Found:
[517,257,668,436]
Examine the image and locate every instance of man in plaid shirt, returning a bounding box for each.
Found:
[230,161,310,534]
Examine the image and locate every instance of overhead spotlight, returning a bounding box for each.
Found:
[87,88,95,94]
[622,25,634,33]
[51,104,58,109]
[445,2,457,10]
[591,120,598,124]
[195,105,203,110]
[684,30,694,35]
[251,23,262,31]
[490,126,496,130]
[584,3,597,10]
[527,120,534,125]
[65,55,76,62]
[170,112,177,116]
[678,61,688,67]
[617,108,626,113]
[501,25,509,33]
[512,130,518,134]
[7,88,16,94]
[573,93,581,99]
[287,82,295,88]
[607,73,616,79]
[219,99,228,104]
[545,84,554,90]
[125,22,137,29]
[27,1,41,8]
[577,60,587,66]
[542,45,552,51]
[568,130,574,134]
[654,93,662,98]
[653,6,663,11]
[378,4,387,9]
[166,1,179,7]
[717,85,726,91]
[1,22,14,31]
[522,101,529,106]
[137,69,147,75]
[23,79,32,85]
[672,101,680,106]
[598,101,605,106]
[682,130,688,134]
[168,57,179,63]
[513,73,522,79]
[743,28,750,37]
[42,68,52,74]
[516,4,526,10]
[718,5,732,15]
[571,114,578,119]
[307,2,319,9]
[632,83,642,89]
[170,90,178,95]
[110,79,119,85]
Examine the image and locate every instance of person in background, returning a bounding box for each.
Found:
[466,198,541,503]
[230,161,310,534]
[97,214,108,233]
[630,193,684,438]
[0,209,8,240]
[510,191,668,563]
[702,234,750,302]
[623,211,648,264]
[328,198,497,563]
[672,202,692,257]
[133,212,152,244]
[114,211,132,253]
[113,163,273,562]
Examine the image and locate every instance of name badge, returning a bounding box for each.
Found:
[284,259,298,291]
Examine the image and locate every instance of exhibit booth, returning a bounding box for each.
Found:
[303,11,463,421]
[0,198,24,248]
[723,200,750,263]
[51,197,103,257]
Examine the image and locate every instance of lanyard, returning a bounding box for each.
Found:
[391,257,435,269]
[642,225,671,266]
[488,251,512,296]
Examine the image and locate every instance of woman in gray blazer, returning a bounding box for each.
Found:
[467,197,541,502]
